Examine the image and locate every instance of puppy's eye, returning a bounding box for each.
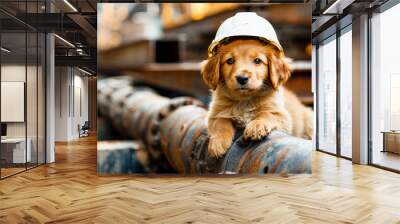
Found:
[226,58,234,65]
[254,58,262,64]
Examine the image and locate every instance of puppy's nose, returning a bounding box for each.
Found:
[236,76,249,85]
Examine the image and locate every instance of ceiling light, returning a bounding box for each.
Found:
[54,34,75,48]
[322,0,354,15]
[63,0,78,12]
[1,47,11,53]
[76,48,86,56]
[78,67,93,76]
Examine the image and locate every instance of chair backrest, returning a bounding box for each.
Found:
[82,121,90,129]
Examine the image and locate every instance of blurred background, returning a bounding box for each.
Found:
[98,3,312,104]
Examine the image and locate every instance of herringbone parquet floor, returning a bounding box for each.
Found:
[1,135,400,224]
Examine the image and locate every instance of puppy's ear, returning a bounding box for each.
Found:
[268,53,291,90]
[201,56,220,90]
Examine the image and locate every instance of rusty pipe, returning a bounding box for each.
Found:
[98,77,205,172]
[159,105,312,175]
[98,77,312,175]
[122,91,169,140]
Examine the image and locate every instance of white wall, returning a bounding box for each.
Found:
[54,67,89,141]
[55,66,69,141]
[1,65,33,138]
[1,66,26,139]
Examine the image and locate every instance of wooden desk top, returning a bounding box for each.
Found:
[381,131,400,134]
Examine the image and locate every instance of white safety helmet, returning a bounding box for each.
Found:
[208,12,283,57]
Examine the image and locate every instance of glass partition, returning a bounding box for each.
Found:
[1,30,28,177]
[27,31,38,169]
[0,1,46,179]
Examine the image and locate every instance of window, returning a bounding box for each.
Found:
[370,2,400,171]
[339,27,352,158]
[317,35,337,154]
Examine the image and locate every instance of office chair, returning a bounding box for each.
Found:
[79,121,90,138]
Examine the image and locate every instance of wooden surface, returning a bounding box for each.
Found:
[372,150,400,171]
[0,167,25,178]
[1,134,400,223]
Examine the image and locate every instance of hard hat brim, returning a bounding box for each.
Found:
[207,35,283,57]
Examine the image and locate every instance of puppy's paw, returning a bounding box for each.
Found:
[244,120,275,141]
[208,135,232,158]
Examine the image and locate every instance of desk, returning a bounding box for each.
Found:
[1,138,31,163]
[382,131,400,154]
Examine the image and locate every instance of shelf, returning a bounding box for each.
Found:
[120,61,312,105]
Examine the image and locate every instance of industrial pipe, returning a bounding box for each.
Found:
[98,77,312,175]
[158,105,312,175]
[98,77,205,172]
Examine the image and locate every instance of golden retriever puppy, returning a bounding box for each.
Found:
[201,39,313,158]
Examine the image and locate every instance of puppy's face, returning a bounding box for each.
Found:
[201,39,290,98]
